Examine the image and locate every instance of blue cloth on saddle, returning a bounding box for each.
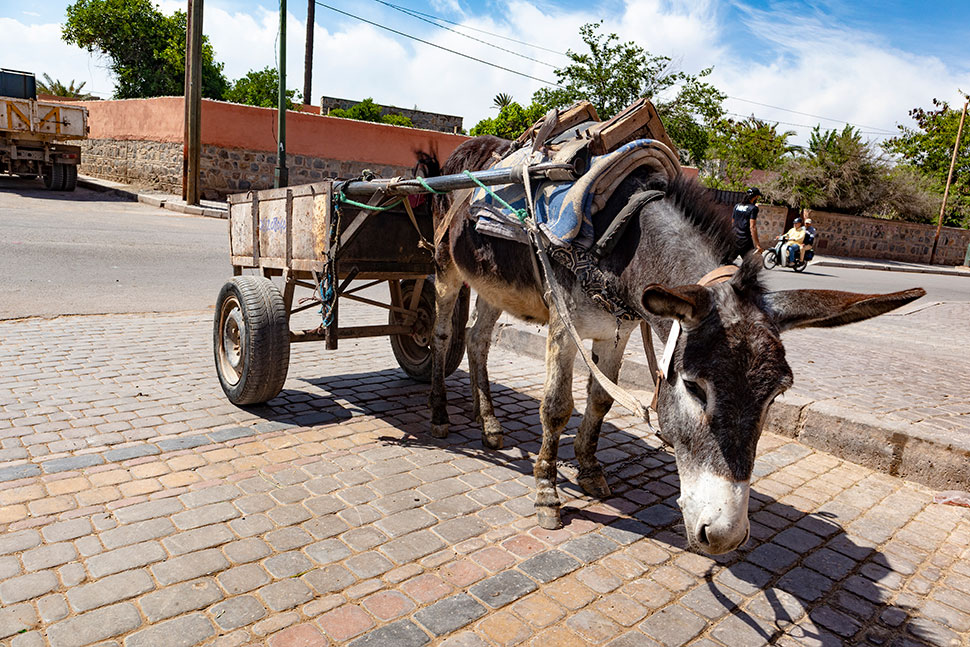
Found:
[470,139,662,248]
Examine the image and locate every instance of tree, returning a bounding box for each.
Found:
[62,0,227,99]
[225,67,300,109]
[531,22,725,164]
[492,93,513,110]
[36,74,97,100]
[883,98,970,227]
[704,116,798,189]
[470,101,547,139]
[328,98,413,127]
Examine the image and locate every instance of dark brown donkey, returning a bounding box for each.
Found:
[427,135,924,554]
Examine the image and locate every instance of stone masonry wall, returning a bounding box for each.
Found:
[320,96,463,134]
[79,138,182,194]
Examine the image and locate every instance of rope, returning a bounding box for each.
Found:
[336,191,403,211]
[415,176,446,195]
[462,170,529,222]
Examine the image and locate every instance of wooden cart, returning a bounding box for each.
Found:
[215,181,468,405]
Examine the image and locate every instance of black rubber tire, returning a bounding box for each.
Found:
[61,164,78,191]
[793,259,808,272]
[390,279,469,382]
[213,276,290,405]
[762,250,778,270]
[42,164,64,190]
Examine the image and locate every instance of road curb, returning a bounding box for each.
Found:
[492,322,970,491]
[78,176,227,219]
[813,260,970,278]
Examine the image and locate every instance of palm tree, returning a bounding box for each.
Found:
[492,92,513,110]
[36,74,96,100]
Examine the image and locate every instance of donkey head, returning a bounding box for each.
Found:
[641,265,924,554]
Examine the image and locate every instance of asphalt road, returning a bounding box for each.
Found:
[0,177,228,319]
[1,176,967,320]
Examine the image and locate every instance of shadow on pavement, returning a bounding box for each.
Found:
[242,367,946,646]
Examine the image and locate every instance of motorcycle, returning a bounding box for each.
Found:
[762,235,813,272]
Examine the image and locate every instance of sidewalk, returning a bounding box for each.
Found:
[77,175,228,220]
[0,311,968,646]
[812,254,970,277]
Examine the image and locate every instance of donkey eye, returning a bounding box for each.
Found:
[683,379,707,405]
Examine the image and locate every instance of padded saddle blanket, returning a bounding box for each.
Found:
[470,138,679,249]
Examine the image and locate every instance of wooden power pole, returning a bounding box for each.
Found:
[929,99,968,265]
[183,0,204,204]
[304,0,314,108]
[275,0,288,188]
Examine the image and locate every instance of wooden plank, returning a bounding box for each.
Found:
[285,189,293,267]
[251,192,260,266]
[291,323,411,343]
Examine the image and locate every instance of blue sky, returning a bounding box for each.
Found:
[2,0,969,143]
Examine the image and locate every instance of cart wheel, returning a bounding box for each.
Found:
[390,279,469,382]
[62,164,78,192]
[213,276,290,405]
[762,250,778,270]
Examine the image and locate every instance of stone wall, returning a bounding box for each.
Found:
[320,96,463,134]
[80,138,183,194]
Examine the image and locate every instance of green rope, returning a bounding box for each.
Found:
[415,176,446,195]
[336,191,403,211]
[462,170,529,222]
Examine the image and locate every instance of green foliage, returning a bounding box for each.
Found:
[703,116,798,190]
[883,98,970,228]
[530,22,725,164]
[37,74,96,100]
[62,0,227,99]
[765,125,938,222]
[492,92,513,110]
[470,101,547,139]
[225,67,299,109]
[329,98,413,127]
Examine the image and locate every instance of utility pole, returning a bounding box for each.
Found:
[183,0,204,204]
[275,0,288,188]
[929,99,967,265]
[304,0,314,108]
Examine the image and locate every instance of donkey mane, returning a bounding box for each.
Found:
[663,174,735,261]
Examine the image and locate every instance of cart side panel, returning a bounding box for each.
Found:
[229,199,253,259]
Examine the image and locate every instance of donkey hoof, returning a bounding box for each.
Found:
[536,506,562,530]
[579,473,611,499]
[481,417,504,449]
[431,423,449,439]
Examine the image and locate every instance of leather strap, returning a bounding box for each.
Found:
[697,265,738,286]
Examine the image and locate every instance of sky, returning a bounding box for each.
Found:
[2,0,969,145]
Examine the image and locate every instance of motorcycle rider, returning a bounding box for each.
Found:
[783,218,807,266]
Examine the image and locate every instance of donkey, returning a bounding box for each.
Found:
[426,135,924,554]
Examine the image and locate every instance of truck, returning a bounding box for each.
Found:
[0,69,88,191]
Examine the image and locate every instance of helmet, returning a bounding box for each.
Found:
[793,217,803,224]
[745,187,762,198]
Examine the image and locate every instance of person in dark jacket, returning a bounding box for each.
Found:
[731,187,764,259]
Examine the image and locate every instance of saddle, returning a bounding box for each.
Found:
[470,99,681,250]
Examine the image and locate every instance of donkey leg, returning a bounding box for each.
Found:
[575,333,632,499]
[428,267,463,439]
[534,314,578,530]
[466,296,504,449]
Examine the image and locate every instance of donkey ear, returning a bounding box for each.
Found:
[763,288,925,332]
[641,284,711,325]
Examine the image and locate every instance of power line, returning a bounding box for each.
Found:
[377,1,568,57]
[724,112,893,137]
[368,0,557,68]
[314,1,561,87]
[726,97,894,134]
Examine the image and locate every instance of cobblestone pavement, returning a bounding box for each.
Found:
[1,311,969,646]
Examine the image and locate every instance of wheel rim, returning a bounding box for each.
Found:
[394,286,433,365]
[218,295,245,386]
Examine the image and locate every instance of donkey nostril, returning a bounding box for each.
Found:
[698,524,710,546]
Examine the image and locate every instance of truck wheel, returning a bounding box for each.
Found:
[390,279,469,382]
[62,164,78,191]
[42,164,65,190]
[214,276,290,405]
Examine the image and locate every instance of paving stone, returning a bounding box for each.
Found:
[46,602,142,647]
[58,563,87,587]
[304,514,350,539]
[305,538,353,565]
[163,524,234,555]
[219,564,271,595]
[0,555,20,580]
[259,579,313,611]
[376,508,437,538]
[777,567,835,602]
[265,527,313,552]
[0,529,41,555]
[42,454,104,473]
[208,426,256,442]
[172,502,240,530]
[179,484,242,508]
[112,498,184,524]
[0,603,37,640]
[124,612,215,647]
[22,542,77,571]
[414,593,488,636]
[100,518,175,550]
[210,595,267,631]
[345,551,394,578]
[11,631,45,647]
[381,530,445,564]
[264,551,314,578]
[303,565,357,595]
[639,605,706,647]
[317,604,374,642]
[562,534,620,563]
[267,504,313,526]
[348,619,430,647]
[341,526,388,552]
[37,594,70,623]
[152,549,230,586]
[470,570,538,609]
[42,518,93,543]
[746,543,799,572]
[635,504,682,527]
[601,518,651,545]
[139,578,223,622]
[87,541,166,578]
[0,463,41,482]
[518,550,582,583]
[157,434,210,452]
[67,569,154,612]
[774,527,825,553]
[434,516,489,544]
[224,537,272,564]
[0,570,58,604]
[102,444,160,462]
[803,548,857,580]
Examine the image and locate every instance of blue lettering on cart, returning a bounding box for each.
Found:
[259,216,287,232]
